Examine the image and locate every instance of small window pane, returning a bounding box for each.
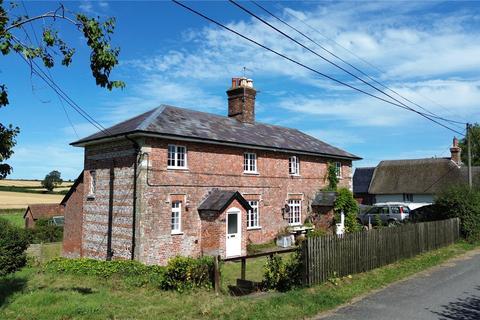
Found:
[248,200,259,228]
[171,201,181,232]
[228,213,238,234]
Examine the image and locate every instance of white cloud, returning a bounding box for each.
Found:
[8,144,83,180]
[110,1,479,133]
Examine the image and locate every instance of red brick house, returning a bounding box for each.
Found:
[63,78,361,264]
[24,203,64,229]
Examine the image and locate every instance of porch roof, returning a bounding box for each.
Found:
[198,190,252,213]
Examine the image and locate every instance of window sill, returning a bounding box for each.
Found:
[289,174,301,177]
[243,171,259,175]
[171,231,184,236]
[86,195,95,200]
[247,226,262,231]
[167,167,189,171]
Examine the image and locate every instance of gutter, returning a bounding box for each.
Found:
[125,134,140,261]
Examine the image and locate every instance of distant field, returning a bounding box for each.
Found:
[0,179,72,192]
[0,191,64,209]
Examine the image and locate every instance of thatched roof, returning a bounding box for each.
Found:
[369,158,480,194]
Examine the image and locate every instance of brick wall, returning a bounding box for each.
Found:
[136,137,352,265]
[62,180,84,258]
[81,141,137,261]
[72,137,353,265]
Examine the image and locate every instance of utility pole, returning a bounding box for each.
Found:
[467,123,472,188]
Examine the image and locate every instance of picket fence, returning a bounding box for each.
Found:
[302,218,461,286]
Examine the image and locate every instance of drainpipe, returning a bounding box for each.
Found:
[126,135,140,260]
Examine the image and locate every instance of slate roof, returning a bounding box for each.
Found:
[197,190,252,212]
[71,105,360,160]
[368,158,480,194]
[24,204,64,219]
[353,167,376,194]
[311,191,337,206]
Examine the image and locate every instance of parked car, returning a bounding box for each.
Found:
[358,203,410,225]
[409,204,444,222]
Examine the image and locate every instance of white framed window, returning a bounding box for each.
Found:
[244,152,257,173]
[168,145,187,169]
[289,156,300,175]
[171,201,182,234]
[88,170,96,197]
[335,162,342,178]
[288,199,301,225]
[247,200,260,229]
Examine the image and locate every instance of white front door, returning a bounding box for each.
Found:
[226,209,241,257]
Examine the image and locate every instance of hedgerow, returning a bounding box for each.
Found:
[44,255,214,291]
[0,218,30,276]
[435,185,480,242]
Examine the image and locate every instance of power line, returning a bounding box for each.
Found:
[172,1,464,136]
[250,0,465,128]
[13,39,110,136]
[230,0,465,133]
[20,1,80,138]
[275,2,469,125]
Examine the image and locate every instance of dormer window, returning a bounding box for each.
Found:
[168,145,187,169]
[244,152,257,173]
[289,156,300,175]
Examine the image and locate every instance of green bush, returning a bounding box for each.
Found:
[262,252,302,292]
[306,228,327,238]
[44,256,214,291]
[334,188,361,233]
[435,185,480,242]
[28,218,63,243]
[0,218,30,276]
[160,256,214,291]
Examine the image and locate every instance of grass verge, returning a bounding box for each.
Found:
[0,210,24,228]
[0,241,478,320]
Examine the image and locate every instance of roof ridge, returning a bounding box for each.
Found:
[137,105,167,131]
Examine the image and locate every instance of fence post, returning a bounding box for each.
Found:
[241,257,246,280]
[214,255,221,295]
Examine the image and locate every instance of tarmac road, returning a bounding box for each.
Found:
[317,249,480,320]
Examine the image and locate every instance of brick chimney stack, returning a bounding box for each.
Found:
[227,77,256,123]
[450,137,462,165]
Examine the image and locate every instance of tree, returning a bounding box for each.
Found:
[0,218,30,276]
[42,170,63,191]
[0,0,124,178]
[459,123,480,166]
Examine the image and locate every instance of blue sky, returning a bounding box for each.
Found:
[1,0,479,180]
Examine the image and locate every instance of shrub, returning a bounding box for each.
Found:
[45,256,214,291]
[334,188,361,233]
[435,185,480,242]
[28,218,63,243]
[306,228,327,238]
[160,256,214,291]
[262,251,302,292]
[0,218,30,276]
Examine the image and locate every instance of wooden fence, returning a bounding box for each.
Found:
[302,218,461,286]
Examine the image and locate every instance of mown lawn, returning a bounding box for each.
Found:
[1,241,478,320]
[0,209,24,228]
